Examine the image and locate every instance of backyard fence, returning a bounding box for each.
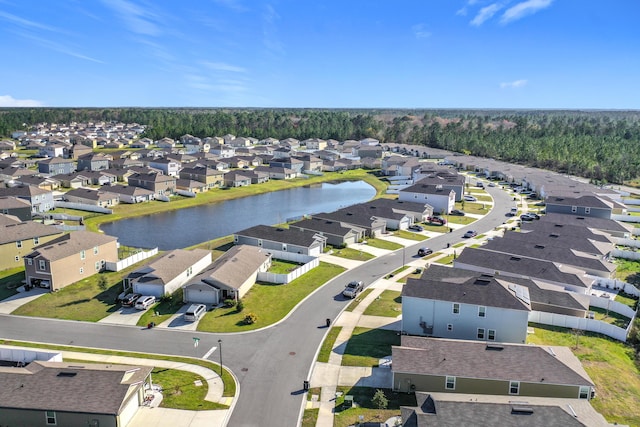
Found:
[257,251,319,284]
[53,201,113,214]
[528,311,629,342]
[589,276,640,297]
[105,247,158,272]
[589,294,636,318]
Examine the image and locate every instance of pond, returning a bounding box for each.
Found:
[101,180,376,250]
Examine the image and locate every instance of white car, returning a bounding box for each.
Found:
[134,295,156,310]
[184,304,207,322]
[464,195,477,202]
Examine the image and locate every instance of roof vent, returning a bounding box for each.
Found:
[474,278,492,285]
[534,244,545,249]
[510,256,521,261]
[550,234,559,238]
[486,345,504,351]
[57,371,77,377]
[511,406,534,415]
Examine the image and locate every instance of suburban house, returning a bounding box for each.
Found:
[124,249,211,298]
[77,153,111,171]
[410,173,466,201]
[392,336,595,400]
[0,196,33,220]
[209,144,236,158]
[294,154,323,173]
[0,186,54,213]
[68,143,93,159]
[362,198,434,224]
[234,225,327,256]
[289,217,363,247]
[398,183,455,215]
[127,172,176,196]
[39,143,66,158]
[183,245,272,305]
[303,138,327,150]
[0,219,63,270]
[402,265,530,343]
[501,227,614,258]
[147,158,181,177]
[269,157,304,173]
[103,185,155,204]
[381,156,422,177]
[52,172,91,189]
[253,165,299,180]
[179,166,225,188]
[64,188,120,208]
[313,208,387,237]
[37,157,76,175]
[355,144,383,159]
[14,175,61,191]
[400,392,609,427]
[539,213,632,238]
[454,247,594,294]
[545,195,614,219]
[0,360,153,427]
[23,231,119,291]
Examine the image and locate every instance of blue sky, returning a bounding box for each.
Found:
[1,0,638,109]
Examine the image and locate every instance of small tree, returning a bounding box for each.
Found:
[372,389,388,410]
[236,299,244,312]
[224,299,236,308]
[244,313,257,325]
[98,275,108,291]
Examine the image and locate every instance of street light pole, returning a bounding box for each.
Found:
[218,339,223,377]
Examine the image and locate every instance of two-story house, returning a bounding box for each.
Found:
[147,158,181,177]
[37,157,76,176]
[398,183,455,215]
[0,197,32,221]
[77,153,110,171]
[0,218,63,270]
[23,231,119,291]
[0,186,54,213]
[127,172,176,196]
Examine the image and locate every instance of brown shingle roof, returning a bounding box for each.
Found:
[26,231,117,261]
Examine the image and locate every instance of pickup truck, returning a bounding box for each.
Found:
[343,281,364,298]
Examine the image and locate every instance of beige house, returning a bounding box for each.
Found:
[24,231,118,291]
[0,219,63,271]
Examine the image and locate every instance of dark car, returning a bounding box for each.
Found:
[463,230,477,238]
[450,209,465,216]
[120,293,141,307]
[520,214,534,221]
[427,216,447,225]
[408,224,424,232]
[418,247,433,256]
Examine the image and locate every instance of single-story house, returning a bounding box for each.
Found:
[234,225,327,256]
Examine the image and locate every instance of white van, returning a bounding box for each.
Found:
[184,304,207,322]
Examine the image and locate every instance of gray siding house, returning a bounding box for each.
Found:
[545,195,613,219]
[37,157,76,175]
[234,225,326,256]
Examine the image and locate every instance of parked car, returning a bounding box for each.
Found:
[508,207,518,216]
[524,212,541,220]
[120,293,141,307]
[450,209,465,216]
[135,295,156,310]
[427,216,447,225]
[342,280,364,298]
[520,214,534,221]
[184,304,207,322]
[408,224,424,232]
[463,230,478,238]
[488,182,496,187]
[464,195,477,202]
[475,182,484,188]
[417,247,433,256]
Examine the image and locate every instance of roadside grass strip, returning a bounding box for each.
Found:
[363,291,401,317]
[341,328,400,367]
[317,326,343,363]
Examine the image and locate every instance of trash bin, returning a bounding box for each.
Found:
[303,380,310,391]
[326,318,331,327]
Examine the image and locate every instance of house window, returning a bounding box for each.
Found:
[15,256,20,262]
[447,324,453,331]
[34,237,40,245]
[585,207,591,214]
[46,410,57,425]
[452,303,460,314]
[234,236,239,243]
[95,261,101,271]
[93,246,99,255]
[509,381,520,395]
[16,240,22,248]
[258,239,263,247]
[477,328,485,339]
[27,258,33,266]
[571,206,577,213]
[445,376,456,390]
[478,306,486,317]
[488,329,496,341]
[80,250,86,260]
[579,386,590,399]
[187,266,193,276]
[39,260,46,270]
[79,267,84,274]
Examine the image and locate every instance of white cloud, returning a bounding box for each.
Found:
[0,10,64,33]
[457,0,480,16]
[101,0,161,36]
[14,31,104,63]
[0,95,44,107]
[411,24,432,39]
[471,3,503,26]
[201,61,247,73]
[500,0,553,24]
[500,79,528,88]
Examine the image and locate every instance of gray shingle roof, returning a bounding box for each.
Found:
[540,213,630,234]
[290,217,357,237]
[235,225,324,247]
[0,221,62,245]
[501,228,613,256]
[0,196,31,210]
[129,249,211,286]
[0,361,152,414]
[403,265,530,311]
[195,245,272,290]
[393,336,594,387]
[26,231,117,261]
[546,195,612,209]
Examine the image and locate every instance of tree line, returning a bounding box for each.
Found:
[1,108,639,184]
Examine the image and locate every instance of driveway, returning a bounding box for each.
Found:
[155,305,199,331]
[98,306,147,325]
[0,287,48,314]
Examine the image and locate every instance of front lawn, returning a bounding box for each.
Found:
[197,262,345,332]
[363,290,401,317]
[363,238,403,251]
[445,216,477,225]
[137,289,185,327]
[0,267,25,301]
[434,254,455,265]
[393,230,428,241]
[152,367,222,410]
[317,326,343,363]
[341,328,400,367]
[330,247,375,261]
[333,386,415,427]
[455,202,488,215]
[527,323,640,426]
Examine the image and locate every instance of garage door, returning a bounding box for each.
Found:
[133,284,163,298]
[185,288,218,304]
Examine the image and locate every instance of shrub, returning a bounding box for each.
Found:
[244,313,257,325]
[98,276,108,291]
[372,389,388,409]
[223,299,236,308]
[236,299,244,312]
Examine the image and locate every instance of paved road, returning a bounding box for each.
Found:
[0,185,514,427]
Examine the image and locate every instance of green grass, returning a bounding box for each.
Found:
[317,326,343,363]
[615,292,638,310]
[137,289,185,327]
[196,262,345,332]
[384,266,409,279]
[398,269,423,283]
[363,290,401,317]
[333,386,415,427]
[341,327,400,367]
[268,259,304,274]
[152,368,223,410]
[589,306,631,328]
[363,238,403,251]
[301,408,320,427]
[330,247,375,261]
[344,289,373,312]
[445,216,477,225]
[460,202,490,214]
[0,339,235,399]
[0,267,25,300]
[527,323,640,426]
[434,254,455,265]
[452,242,465,248]
[393,230,428,241]
[421,223,450,232]
[613,258,640,284]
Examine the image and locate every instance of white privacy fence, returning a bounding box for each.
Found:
[589,276,640,297]
[54,201,113,214]
[105,247,158,272]
[611,248,640,261]
[614,238,640,248]
[257,251,319,284]
[589,295,636,318]
[612,214,640,223]
[528,311,630,342]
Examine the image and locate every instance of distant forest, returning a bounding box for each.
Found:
[1,108,639,184]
